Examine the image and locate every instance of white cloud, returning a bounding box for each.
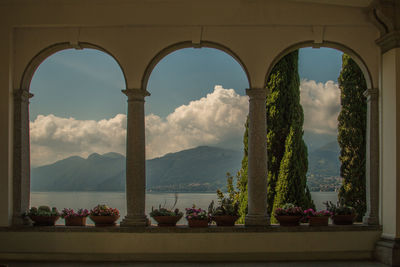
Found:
[30,86,249,166]
[30,82,341,167]
[145,85,249,159]
[300,79,340,135]
[30,114,127,167]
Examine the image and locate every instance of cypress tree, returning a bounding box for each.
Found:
[271,51,314,217]
[266,50,303,215]
[337,54,367,221]
[236,119,248,223]
[236,50,314,222]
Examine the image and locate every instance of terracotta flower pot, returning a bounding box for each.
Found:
[65,216,87,226]
[212,215,238,226]
[332,214,356,225]
[275,215,302,226]
[187,219,208,228]
[309,216,329,226]
[152,215,182,227]
[90,215,119,227]
[30,215,59,226]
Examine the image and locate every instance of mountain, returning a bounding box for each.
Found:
[31,146,243,192]
[303,131,337,152]
[308,141,340,177]
[147,146,242,191]
[31,142,340,193]
[307,141,342,192]
[31,152,126,192]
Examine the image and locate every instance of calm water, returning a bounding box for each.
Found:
[31,191,337,225]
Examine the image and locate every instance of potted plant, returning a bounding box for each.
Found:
[25,206,60,226]
[150,194,183,227]
[185,205,209,228]
[274,203,303,226]
[208,189,239,226]
[89,204,120,227]
[325,201,356,225]
[61,208,90,226]
[304,208,332,226]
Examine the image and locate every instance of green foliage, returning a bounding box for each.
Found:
[337,54,367,221]
[272,127,314,220]
[325,200,356,216]
[266,52,301,215]
[25,206,59,217]
[208,184,240,217]
[236,50,314,223]
[150,193,183,217]
[236,120,249,223]
[274,203,303,217]
[268,51,314,221]
[150,207,182,217]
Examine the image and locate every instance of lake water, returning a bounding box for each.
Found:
[31,191,338,225]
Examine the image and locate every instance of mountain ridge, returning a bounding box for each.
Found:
[31,142,341,193]
[31,146,243,192]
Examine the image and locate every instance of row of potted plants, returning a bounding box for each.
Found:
[150,190,239,227]
[24,200,356,227]
[24,204,120,227]
[274,202,356,226]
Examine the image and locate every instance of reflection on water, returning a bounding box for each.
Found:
[31,191,338,225]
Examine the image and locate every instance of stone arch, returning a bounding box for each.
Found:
[264,40,379,226]
[20,42,128,91]
[264,41,374,89]
[12,42,128,225]
[141,41,251,91]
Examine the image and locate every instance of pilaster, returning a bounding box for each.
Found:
[245,88,269,227]
[12,89,33,226]
[120,88,150,227]
[363,88,380,226]
[375,47,400,265]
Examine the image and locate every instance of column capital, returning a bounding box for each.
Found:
[13,89,34,102]
[122,89,150,101]
[364,88,379,101]
[246,88,267,99]
[376,31,400,53]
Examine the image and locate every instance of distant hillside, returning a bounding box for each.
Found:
[147,146,242,191]
[308,141,340,177]
[31,142,341,193]
[31,146,243,192]
[31,152,126,192]
[307,141,342,192]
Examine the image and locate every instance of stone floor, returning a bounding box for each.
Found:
[0,261,388,267]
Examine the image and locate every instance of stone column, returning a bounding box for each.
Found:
[12,89,33,225]
[245,88,269,226]
[363,88,379,225]
[120,89,150,227]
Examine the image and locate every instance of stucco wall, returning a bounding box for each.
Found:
[0,228,382,262]
[381,48,400,239]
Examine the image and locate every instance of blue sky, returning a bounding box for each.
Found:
[29,47,343,166]
[30,47,342,121]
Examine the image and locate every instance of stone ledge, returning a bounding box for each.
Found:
[0,229,382,262]
[0,223,381,233]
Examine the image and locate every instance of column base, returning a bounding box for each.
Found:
[245,214,270,227]
[12,214,31,226]
[363,214,379,225]
[375,237,400,266]
[120,215,149,227]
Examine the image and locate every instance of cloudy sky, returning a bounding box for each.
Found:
[29,47,342,167]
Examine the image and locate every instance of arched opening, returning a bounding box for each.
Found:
[265,43,374,223]
[143,45,250,224]
[25,47,127,224]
